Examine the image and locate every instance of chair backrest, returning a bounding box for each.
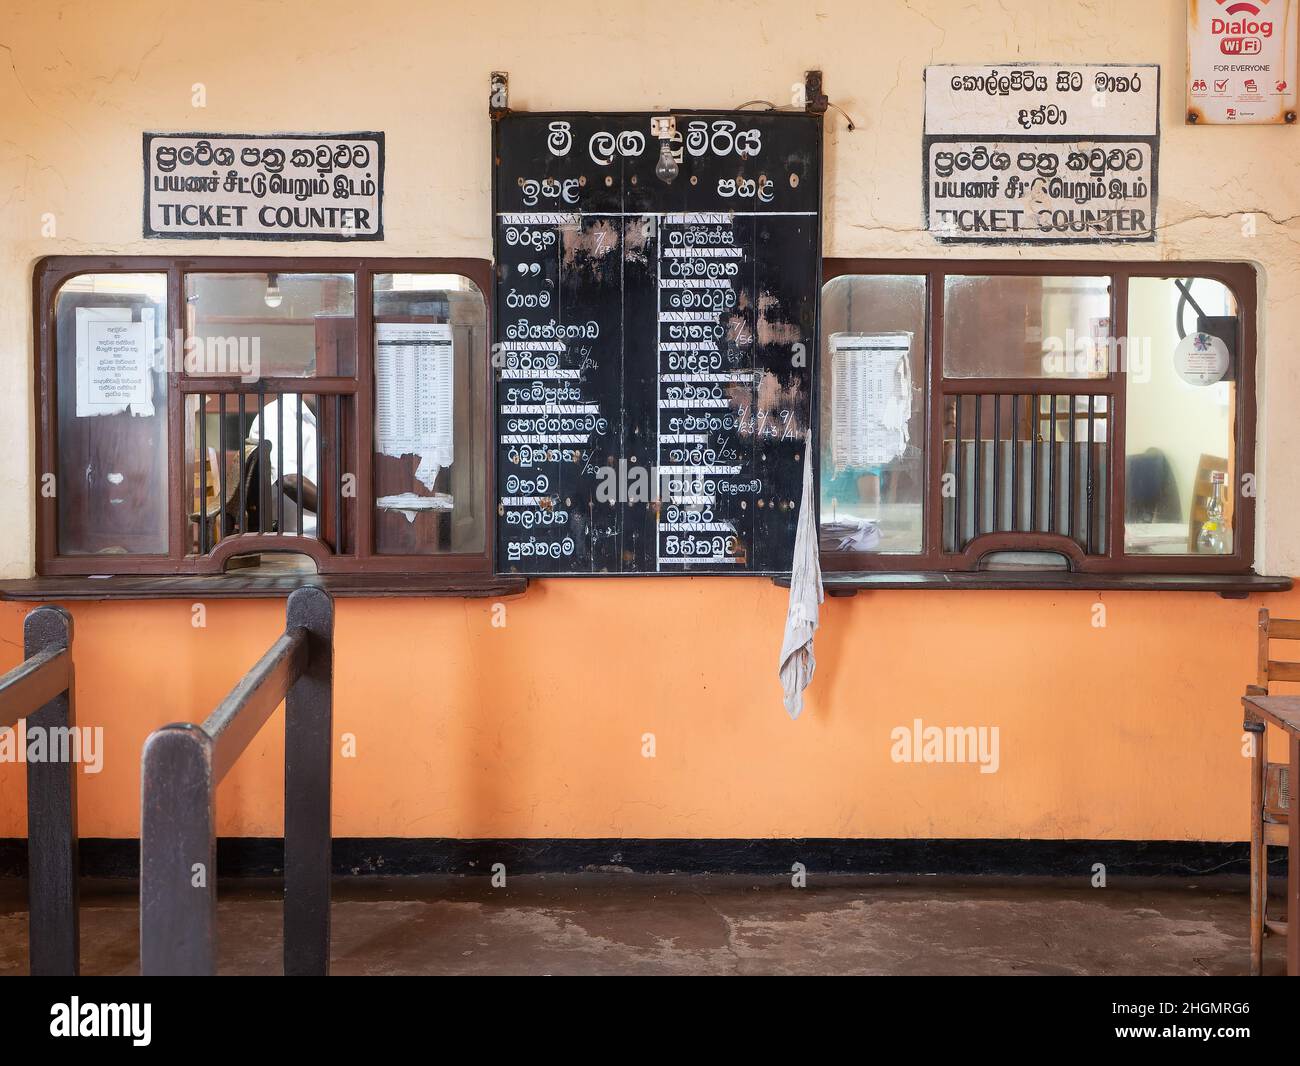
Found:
[236,438,270,535]
[1257,608,1300,689]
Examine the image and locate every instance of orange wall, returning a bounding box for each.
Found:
[0,581,1287,840]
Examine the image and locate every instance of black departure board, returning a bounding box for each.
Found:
[493,110,821,574]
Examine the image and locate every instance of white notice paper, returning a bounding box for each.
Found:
[830,332,913,471]
[375,322,454,490]
[75,306,155,417]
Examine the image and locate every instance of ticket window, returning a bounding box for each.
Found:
[817,261,1256,576]
[39,257,495,578]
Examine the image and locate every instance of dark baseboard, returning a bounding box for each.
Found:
[0,837,1276,879]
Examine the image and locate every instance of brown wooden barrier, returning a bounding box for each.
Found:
[140,585,333,975]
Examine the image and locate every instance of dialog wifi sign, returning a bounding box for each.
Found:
[1188,0,1298,123]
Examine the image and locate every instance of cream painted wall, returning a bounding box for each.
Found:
[1,0,1297,575]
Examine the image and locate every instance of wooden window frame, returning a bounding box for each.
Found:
[819,258,1258,576]
[34,255,496,578]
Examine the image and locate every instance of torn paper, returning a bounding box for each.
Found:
[820,517,882,552]
[375,322,454,490]
[830,331,912,471]
[377,492,454,523]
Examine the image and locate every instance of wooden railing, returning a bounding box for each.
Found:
[0,606,79,975]
[140,586,334,976]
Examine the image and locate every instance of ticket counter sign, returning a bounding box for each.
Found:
[143,132,384,240]
[923,65,1160,244]
[1187,0,1298,124]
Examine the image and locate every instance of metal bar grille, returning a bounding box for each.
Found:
[295,393,304,537]
[334,394,344,553]
[946,391,1108,556]
[315,393,324,543]
[952,394,963,551]
[218,394,227,543]
[258,389,268,535]
[1086,395,1096,554]
[1010,394,1019,531]
[198,392,208,554]
[992,394,1002,531]
[237,393,247,536]
[1030,393,1039,531]
[276,395,285,535]
[1048,395,1058,534]
[187,388,344,558]
[973,397,982,538]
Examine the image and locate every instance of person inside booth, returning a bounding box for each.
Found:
[248,392,319,536]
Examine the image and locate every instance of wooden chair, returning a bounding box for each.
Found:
[188,440,268,546]
[1245,607,1299,974]
[231,439,269,537]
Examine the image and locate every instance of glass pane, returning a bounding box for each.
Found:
[1125,277,1238,556]
[818,275,926,554]
[371,273,487,555]
[184,272,355,378]
[943,274,1111,379]
[53,273,169,555]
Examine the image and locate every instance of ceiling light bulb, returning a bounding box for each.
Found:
[263,273,283,309]
[655,140,679,184]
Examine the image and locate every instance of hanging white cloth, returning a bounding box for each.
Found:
[779,445,824,720]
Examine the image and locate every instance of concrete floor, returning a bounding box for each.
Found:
[0,873,1284,975]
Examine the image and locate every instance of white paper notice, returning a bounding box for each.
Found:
[375,322,454,490]
[75,307,155,417]
[830,332,913,471]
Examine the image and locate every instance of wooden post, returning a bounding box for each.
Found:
[1290,734,1300,977]
[23,605,78,976]
[283,585,333,976]
[1247,716,1266,976]
[140,725,217,976]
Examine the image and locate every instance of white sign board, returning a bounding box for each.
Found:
[144,133,384,240]
[923,65,1160,243]
[1188,0,1298,124]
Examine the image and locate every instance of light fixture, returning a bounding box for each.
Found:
[655,140,679,184]
[263,272,283,308]
[651,115,679,184]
